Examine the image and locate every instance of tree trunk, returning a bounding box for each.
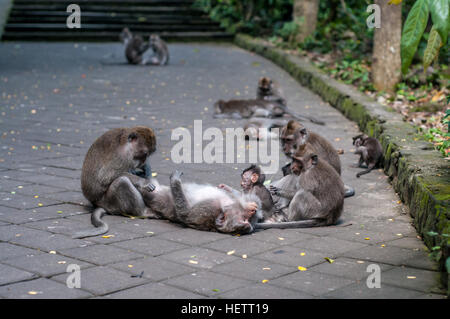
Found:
[372,1,402,93]
[292,0,319,43]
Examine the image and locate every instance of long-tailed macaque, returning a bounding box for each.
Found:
[218,165,274,221]
[119,28,150,65]
[256,152,345,229]
[148,34,169,66]
[244,118,288,140]
[256,76,287,106]
[73,127,157,239]
[280,120,340,174]
[140,171,263,234]
[213,98,324,125]
[352,134,383,178]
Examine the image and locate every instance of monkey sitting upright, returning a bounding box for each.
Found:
[119,28,150,65]
[257,152,345,229]
[148,34,169,66]
[73,126,157,239]
[256,76,287,106]
[140,171,263,234]
[218,164,274,221]
[352,134,383,178]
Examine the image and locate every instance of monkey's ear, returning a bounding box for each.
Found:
[128,132,138,142]
[300,128,307,135]
[311,155,318,165]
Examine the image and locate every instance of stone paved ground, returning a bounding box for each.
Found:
[0,42,446,299]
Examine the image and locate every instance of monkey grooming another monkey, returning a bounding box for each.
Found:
[256,76,287,105]
[148,34,169,66]
[119,28,150,65]
[257,152,345,229]
[73,126,157,239]
[352,134,383,178]
[218,164,274,221]
[140,171,263,234]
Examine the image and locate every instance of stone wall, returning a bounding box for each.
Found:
[235,34,450,294]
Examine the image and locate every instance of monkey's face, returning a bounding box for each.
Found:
[240,171,259,192]
[294,128,308,148]
[280,134,295,157]
[215,202,258,234]
[258,77,272,92]
[119,29,132,43]
[290,159,303,175]
[149,34,159,45]
[291,154,318,175]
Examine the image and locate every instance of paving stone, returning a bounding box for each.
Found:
[160,247,239,270]
[43,191,88,206]
[386,237,428,250]
[291,237,368,256]
[102,282,205,299]
[0,263,38,285]
[165,271,253,297]
[253,245,326,268]
[110,256,196,281]
[212,258,295,281]
[157,227,229,246]
[202,235,280,256]
[2,183,65,196]
[114,218,182,235]
[322,282,424,299]
[342,245,427,266]
[3,252,93,277]
[51,266,149,296]
[0,278,92,299]
[308,257,394,281]
[380,266,442,293]
[217,283,314,299]
[248,228,319,246]
[327,229,403,245]
[269,270,355,296]
[0,192,61,210]
[112,237,189,256]
[0,242,44,261]
[59,244,144,266]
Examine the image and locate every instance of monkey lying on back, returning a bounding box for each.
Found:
[244,118,288,140]
[119,28,150,65]
[140,171,263,234]
[352,134,383,178]
[257,152,345,229]
[73,126,157,239]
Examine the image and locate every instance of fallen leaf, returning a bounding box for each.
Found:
[324,257,335,263]
[227,250,236,255]
[407,276,416,279]
[297,266,308,271]
[49,251,56,254]
[189,260,198,265]
[101,235,114,239]
[242,254,248,259]
[300,252,306,256]
[261,279,269,283]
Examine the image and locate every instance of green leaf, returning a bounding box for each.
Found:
[429,0,449,45]
[423,25,443,69]
[401,0,430,74]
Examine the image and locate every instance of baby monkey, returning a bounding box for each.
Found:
[352,134,383,178]
[257,76,287,105]
[119,28,150,65]
[219,165,274,221]
[148,34,169,66]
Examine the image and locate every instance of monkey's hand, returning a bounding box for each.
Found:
[217,184,232,192]
[170,170,183,182]
[269,185,280,196]
[143,183,156,192]
[245,202,258,218]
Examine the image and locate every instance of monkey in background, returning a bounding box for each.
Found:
[218,164,274,221]
[257,76,287,106]
[243,118,288,140]
[257,152,345,229]
[352,134,383,178]
[148,34,169,66]
[119,28,150,65]
[256,77,325,126]
[214,99,286,119]
[73,126,157,238]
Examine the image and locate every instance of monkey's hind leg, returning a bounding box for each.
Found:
[356,163,376,178]
[169,170,190,220]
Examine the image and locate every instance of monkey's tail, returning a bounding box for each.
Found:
[72,208,109,239]
[344,185,355,198]
[286,110,325,126]
[256,219,323,229]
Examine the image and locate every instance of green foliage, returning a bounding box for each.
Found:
[193,0,292,35]
[401,0,450,74]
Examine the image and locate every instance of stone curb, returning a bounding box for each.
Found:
[234,33,450,294]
